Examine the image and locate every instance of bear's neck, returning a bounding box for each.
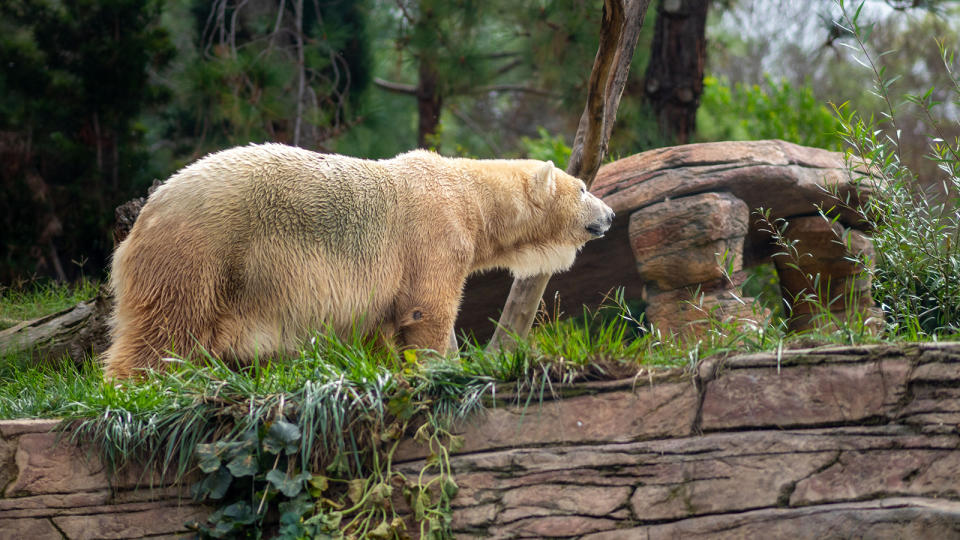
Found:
[456,160,570,277]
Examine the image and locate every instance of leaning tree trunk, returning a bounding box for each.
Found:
[643,0,709,145]
[488,0,653,351]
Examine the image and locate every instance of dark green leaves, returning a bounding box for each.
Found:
[263,419,301,455]
[266,469,311,498]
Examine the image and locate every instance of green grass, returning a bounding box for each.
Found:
[0,271,954,537]
[0,278,100,329]
[0,282,907,426]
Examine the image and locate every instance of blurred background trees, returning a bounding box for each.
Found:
[2,0,959,284]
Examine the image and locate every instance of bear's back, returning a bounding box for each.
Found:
[140,144,398,254]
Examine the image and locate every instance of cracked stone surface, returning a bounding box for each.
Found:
[2,343,960,538]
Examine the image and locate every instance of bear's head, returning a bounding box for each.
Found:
[507,160,615,278]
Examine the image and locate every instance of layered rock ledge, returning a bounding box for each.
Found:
[2,342,959,539]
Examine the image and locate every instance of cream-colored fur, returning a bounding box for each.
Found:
[103,143,614,378]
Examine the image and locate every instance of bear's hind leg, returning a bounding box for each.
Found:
[395,299,460,355]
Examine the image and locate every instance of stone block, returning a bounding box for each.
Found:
[6,432,107,497]
[395,381,698,461]
[701,359,910,430]
[629,452,833,521]
[791,449,960,506]
[583,498,960,540]
[0,419,61,438]
[629,192,749,290]
[52,504,207,539]
[0,517,62,540]
[490,515,618,539]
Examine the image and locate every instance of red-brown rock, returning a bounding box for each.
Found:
[630,192,749,290]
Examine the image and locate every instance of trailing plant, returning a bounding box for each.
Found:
[50,330,492,539]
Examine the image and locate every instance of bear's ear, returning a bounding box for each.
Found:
[532,161,557,204]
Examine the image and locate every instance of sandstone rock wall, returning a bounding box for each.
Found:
[2,342,959,539]
[396,342,960,538]
[0,420,206,539]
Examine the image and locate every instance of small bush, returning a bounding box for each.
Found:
[698,74,843,151]
[833,0,960,337]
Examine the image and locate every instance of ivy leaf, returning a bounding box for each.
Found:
[369,482,393,506]
[347,478,366,505]
[195,443,222,473]
[304,510,343,532]
[266,469,310,498]
[308,474,329,498]
[442,477,459,499]
[278,492,313,522]
[410,487,431,521]
[191,465,233,501]
[368,520,393,539]
[263,419,301,455]
[207,466,234,500]
[222,501,256,525]
[387,388,424,422]
[426,516,445,539]
[226,451,258,477]
[447,435,465,454]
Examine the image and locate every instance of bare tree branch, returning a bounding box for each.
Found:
[467,84,554,96]
[493,58,524,76]
[374,77,419,95]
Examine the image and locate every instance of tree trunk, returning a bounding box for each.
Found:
[488,0,653,351]
[643,0,709,144]
[417,58,443,148]
[0,293,112,363]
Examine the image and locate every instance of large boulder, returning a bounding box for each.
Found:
[457,140,878,338]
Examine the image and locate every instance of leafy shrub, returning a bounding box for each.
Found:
[520,127,572,169]
[698,74,843,151]
[833,0,960,337]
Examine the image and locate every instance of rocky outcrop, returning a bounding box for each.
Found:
[394,342,960,538]
[457,140,878,339]
[2,342,958,539]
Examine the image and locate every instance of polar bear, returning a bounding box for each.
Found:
[103,143,614,378]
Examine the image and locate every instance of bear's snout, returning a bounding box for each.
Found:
[586,205,615,238]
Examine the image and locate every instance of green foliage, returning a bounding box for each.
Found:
[824,2,960,337]
[519,128,572,170]
[0,0,173,282]
[158,0,372,156]
[698,75,843,150]
[830,0,960,336]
